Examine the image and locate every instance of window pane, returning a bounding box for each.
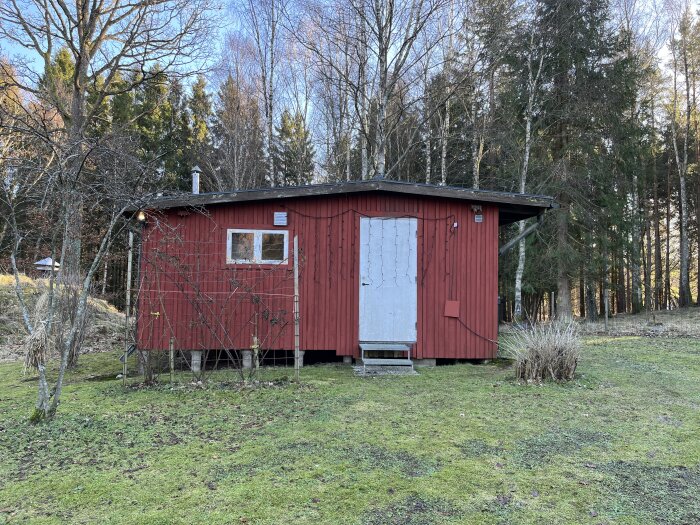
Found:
[261,233,285,261]
[231,232,254,261]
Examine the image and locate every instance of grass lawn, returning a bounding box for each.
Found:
[1,336,699,524]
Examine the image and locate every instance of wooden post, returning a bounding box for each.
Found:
[123,230,134,386]
[169,337,175,384]
[293,235,300,382]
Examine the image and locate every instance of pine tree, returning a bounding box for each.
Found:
[164,76,192,190]
[273,110,315,186]
[536,0,626,318]
[110,72,136,130]
[187,75,213,188]
[211,73,266,190]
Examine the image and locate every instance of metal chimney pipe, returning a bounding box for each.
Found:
[192,165,201,195]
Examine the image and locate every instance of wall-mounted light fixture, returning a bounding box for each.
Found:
[136,210,147,222]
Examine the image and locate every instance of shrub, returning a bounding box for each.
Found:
[501,321,581,383]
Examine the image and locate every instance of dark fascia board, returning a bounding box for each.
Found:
[130,180,558,223]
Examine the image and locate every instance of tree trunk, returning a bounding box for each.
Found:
[644,207,652,312]
[578,274,585,318]
[425,136,431,183]
[345,131,351,181]
[670,34,692,306]
[513,49,540,322]
[654,186,662,310]
[696,111,700,306]
[375,90,387,179]
[471,96,480,189]
[556,199,572,319]
[514,228,526,321]
[101,255,109,295]
[630,173,642,313]
[267,107,275,187]
[678,168,690,305]
[626,254,632,311]
[440,98,450,185]
[616,252,627,314]
[374,10,388,181]
[652,97,662,310]
[359,12,369,181]
[585,276,597,322]
[665,168,671,308]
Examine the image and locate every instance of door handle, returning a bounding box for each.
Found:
[361,282,370,286]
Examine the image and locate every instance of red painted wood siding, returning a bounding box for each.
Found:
[136,192,499,359]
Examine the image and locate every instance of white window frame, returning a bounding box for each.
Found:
[226,229,289,265]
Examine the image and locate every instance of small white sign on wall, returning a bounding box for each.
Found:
[273,211,288,226]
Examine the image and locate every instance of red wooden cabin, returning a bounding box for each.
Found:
[134,180,556,365]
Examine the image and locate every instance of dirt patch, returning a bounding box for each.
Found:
[499,307,700,339]
[250,441,440,478]
[458,439,503,458]
[579,307,700,338]
[514,428,609,467]
[362,496,460,525]
[349,444,441,477]
[600,461,700,524]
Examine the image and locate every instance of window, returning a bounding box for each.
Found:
[226,229,288,264]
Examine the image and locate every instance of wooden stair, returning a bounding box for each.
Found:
[358,342,415,375]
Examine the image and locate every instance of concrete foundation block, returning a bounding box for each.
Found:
[297,350,305,368]
[343,356,353,365]
[242,350,253,369]
[191,350,202,373]
[414,358,436,367]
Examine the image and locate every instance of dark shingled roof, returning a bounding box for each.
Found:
[134,179,558,225]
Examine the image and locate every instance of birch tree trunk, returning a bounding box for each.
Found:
[440,98,450,185]
[440,0,454,187]
[425,136,432,183]
[630,172,643,313]
[644,206,652,312]
[668,26,692,306]
[665,165,672,308]
[471,96,480,189]
[514,42,542,322]
[652,97,663,310]
[359,14,369,181]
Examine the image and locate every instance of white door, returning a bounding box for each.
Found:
[359,217,418,342]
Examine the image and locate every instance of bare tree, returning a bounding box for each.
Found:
[0,0,213,420]
[667,2,693,306]
[439,0,456,185]
[211,35,267,190]
[294,0,449,180]
[514,25,544,322]
[237,0,288,187]
[614,0,667,313]
[311,10,356,181]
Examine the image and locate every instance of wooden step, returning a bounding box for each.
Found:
[359,343,411,353]
[362,358,413,367]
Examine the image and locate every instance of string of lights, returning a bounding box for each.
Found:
[132,204,497,377]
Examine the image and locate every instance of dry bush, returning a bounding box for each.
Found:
[502,321,581,383]
[7,276,122,368]
[23,291,54,371]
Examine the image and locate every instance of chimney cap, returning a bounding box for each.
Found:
[192,165,202,173]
